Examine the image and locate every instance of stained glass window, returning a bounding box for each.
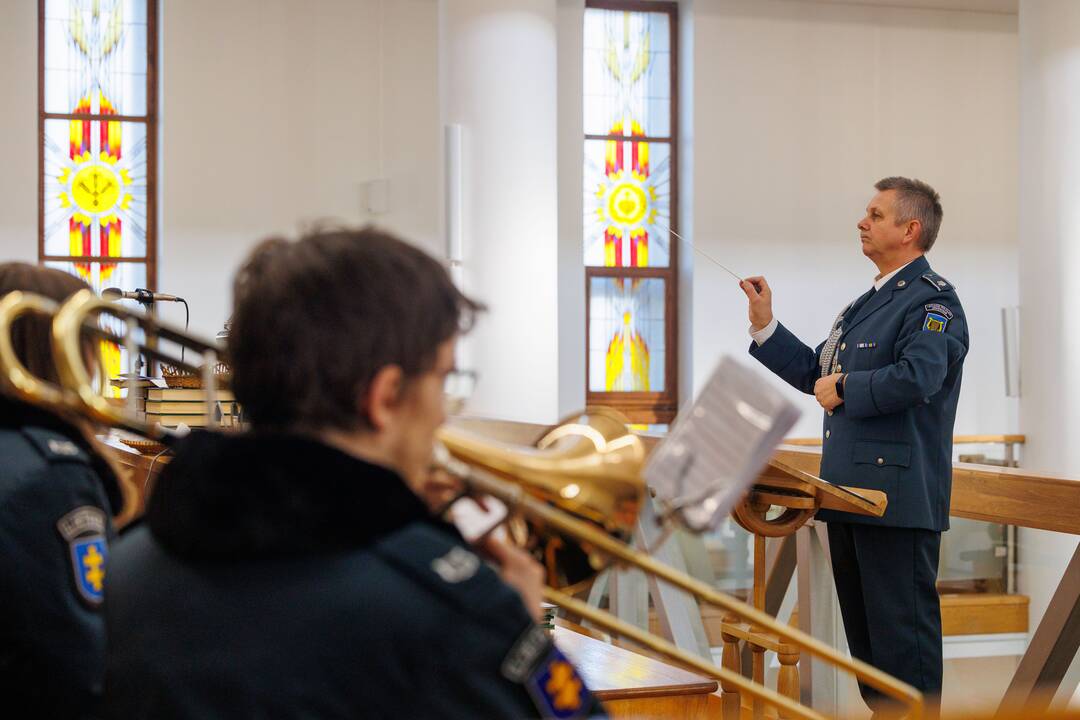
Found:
[583,2,677,424]
[588,277,666,393]
[584,139,671,267]
[40,0,157,389]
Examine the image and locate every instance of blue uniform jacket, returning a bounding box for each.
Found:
[105,431,605,720]
[749,255,968,531]
[0,399,121,719]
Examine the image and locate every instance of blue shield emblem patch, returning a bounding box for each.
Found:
[525,646,589,719]
[923,312,948,333]
[70,536,107,605]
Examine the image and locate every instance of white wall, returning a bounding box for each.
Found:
[1016,0,1080,647]
[440,0,562,423]
[159,0,441,336]
[0,0,40,265]
[557,0,587,418]
[689,0,1019,440]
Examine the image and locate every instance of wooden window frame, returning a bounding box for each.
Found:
[38,0,159,291]
[584,0,679,425]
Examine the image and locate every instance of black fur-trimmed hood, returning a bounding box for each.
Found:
[145,430,437,561]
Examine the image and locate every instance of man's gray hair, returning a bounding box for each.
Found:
[874,177,943,251]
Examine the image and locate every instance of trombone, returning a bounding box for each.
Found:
[437,413,924,720]
[50,288,225,440]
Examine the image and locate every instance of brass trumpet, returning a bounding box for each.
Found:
[50,289,225,439]
[438,414,924,720]
[1,289,225,439]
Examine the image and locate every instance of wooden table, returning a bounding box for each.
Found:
[554,625,720,719]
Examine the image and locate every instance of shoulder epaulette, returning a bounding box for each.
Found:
[373,523,524,632]
[20,427,90,464]
[921,272,954,292]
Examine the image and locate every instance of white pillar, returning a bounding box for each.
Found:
[1017,0,1080,634]
[439,0,563,423]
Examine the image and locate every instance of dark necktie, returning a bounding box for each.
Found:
[844,287,877,324]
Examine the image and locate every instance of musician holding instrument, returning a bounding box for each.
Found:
[740,177,968,716]
[103,228,604,719]
[0,263,135,718]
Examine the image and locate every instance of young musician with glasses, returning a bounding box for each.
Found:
[103,227,604,719]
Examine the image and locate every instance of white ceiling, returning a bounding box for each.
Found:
[787,0,1017,14]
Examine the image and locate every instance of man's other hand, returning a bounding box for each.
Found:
[815,373,844,411]
[479,536,544,622]
[740,276,774,331]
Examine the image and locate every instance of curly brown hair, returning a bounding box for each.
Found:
[229,226,484,432]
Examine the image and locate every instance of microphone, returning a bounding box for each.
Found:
[102,287,184,303]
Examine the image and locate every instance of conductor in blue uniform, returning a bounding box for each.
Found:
[740,177,968,715]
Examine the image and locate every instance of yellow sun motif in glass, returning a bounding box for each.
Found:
[71,165,122,214]
[607,181,648,226]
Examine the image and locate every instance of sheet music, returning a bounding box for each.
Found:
[646,355,801,532]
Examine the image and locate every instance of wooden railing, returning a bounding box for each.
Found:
[784,434,1025,466]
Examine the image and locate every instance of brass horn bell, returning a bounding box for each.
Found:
[437,407,646,591]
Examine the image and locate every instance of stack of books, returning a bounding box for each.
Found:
[145,387,240,428]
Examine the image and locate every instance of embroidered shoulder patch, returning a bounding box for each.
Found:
[57,506,108,606]
[502,625,551,682]
[924,303,954,320]
[923,312,949,333]
[70,537,108,605]
[525,646,590,719]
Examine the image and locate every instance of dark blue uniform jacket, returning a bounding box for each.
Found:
[0,399,122,719]
[750,255,968,531]
[104,430,605,720]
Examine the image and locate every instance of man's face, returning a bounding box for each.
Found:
[857,189,907,264]
[387,337,456,493]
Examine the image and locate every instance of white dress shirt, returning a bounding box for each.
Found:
[749,259,918,346]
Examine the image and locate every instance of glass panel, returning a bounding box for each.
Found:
[43,0,149,115]
[584,139,671,267]
[589,277,665,392]
[43,119,149,259]
[584,8,671,138]
[44,260,146,297]
[703,518,754,597]
[938,518,1007,593]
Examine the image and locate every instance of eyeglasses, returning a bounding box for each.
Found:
[443,369,478,414]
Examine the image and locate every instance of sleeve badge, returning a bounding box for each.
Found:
[57,506,108,606]
[70,537,108,605]
[923,312,949,333]
[525,646,590,719]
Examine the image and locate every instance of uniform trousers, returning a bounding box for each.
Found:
[826,522,943,715]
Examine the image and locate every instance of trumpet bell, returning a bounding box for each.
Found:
[437,407,647,590]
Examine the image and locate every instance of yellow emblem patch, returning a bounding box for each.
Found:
[526,647,589,719]
[923,312,948,333]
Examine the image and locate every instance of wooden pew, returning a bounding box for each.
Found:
[554,622,721,719]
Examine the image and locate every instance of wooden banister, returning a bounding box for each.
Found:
[783,434,1026,447]
[770,446,1080,536]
